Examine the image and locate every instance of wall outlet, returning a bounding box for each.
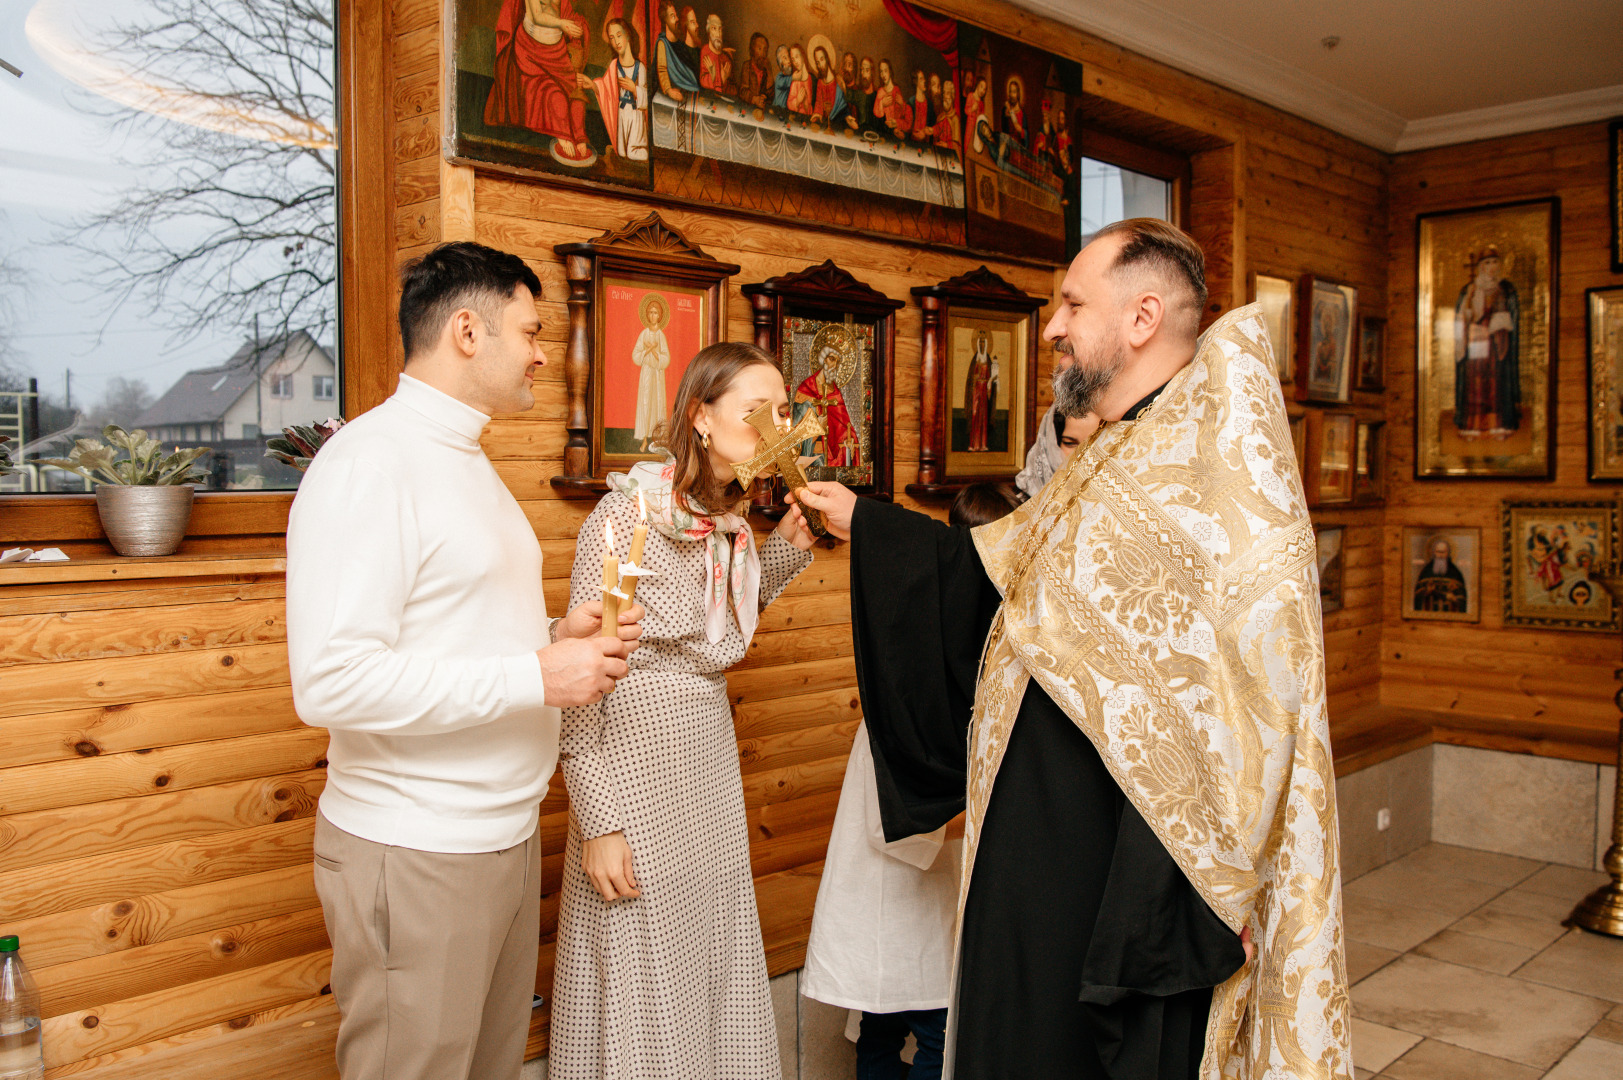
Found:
[1376,808,1391,832]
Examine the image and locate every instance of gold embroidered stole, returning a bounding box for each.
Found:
[966,306,1351,1080]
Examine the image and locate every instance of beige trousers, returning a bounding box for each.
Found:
[313,812,541,1080]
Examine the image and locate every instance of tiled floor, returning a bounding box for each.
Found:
[1347,843,1623,1080]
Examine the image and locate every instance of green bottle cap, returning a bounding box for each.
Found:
[0,936,17,952]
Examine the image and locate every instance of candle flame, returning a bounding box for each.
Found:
[605,519,615,550]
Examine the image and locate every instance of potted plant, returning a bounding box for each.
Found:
[0,434,13,475]
[41,426,211,556]
[265,418,344,472]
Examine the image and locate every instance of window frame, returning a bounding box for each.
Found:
[1077,127,1193,234]
[1,0,394,549]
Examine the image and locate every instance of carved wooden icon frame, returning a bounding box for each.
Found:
[741,261,902,512]
[907,266,1044,497]
[552,212,741,494]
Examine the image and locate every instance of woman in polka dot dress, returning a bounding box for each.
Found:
[551,343,816,1079]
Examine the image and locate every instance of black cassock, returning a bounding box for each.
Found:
[848,497,1246,1080]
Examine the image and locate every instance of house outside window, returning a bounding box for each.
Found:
[313,375,335,401]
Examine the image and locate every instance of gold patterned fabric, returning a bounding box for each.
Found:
[969,305,1351,1080]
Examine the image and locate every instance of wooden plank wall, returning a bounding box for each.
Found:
[1382,121,1623,739]
[0,570,343,1079]
[0,0,1395,1075]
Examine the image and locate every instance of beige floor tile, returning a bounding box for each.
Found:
[1343,893,1457,952]
[1543,1036,1623,1080]
[1449,908,1569,952]
[798,994,855,1080]
[1380,1038,1541,1080]
[1352,1017,1422,1073]
[1346,939,1401,984]
[1519,864,1610,901]
[1591,1019,1623,1045]
[1351,955,1609,1068]
[1518,929,1623,1003]
[1387,844,1543,889]
[1485,885,1583,922]
[1611,1003,1623,1021]
[1411,930,1535,975]
[1344,863,1507,918]
[1353,1069,1373,1080]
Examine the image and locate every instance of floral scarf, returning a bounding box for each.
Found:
[608,460,762,645]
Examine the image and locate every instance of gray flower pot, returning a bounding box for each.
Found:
[95,484,196,557]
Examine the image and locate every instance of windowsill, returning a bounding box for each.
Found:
[0,490,295,546]
[0,550,286,586]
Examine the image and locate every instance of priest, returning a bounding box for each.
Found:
[792,219,1350,1080]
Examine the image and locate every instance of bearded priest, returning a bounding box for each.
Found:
[791,219,1350,1080]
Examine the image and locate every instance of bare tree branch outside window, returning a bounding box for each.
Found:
[60,0,336,352]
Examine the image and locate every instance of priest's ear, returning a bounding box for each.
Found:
[1122,290,1168,349]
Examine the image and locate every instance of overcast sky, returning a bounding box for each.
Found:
[1,0,326,416]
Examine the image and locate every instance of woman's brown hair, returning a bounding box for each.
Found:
[653,341,780,517]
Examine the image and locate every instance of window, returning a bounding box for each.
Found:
[1,0,338,493]
[1075,130,1190,245]
[313,374,335,401]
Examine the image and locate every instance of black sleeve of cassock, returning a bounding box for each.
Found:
[849,497,1003,842]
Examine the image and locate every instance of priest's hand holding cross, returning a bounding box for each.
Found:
[789,481,857,542]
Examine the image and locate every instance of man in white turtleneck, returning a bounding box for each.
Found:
[286,242,642,1080]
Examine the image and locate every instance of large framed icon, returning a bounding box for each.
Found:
[907,266,1044,497]
[741,261,902,510]
[1415,199,1558,479]
[551,212,740,493]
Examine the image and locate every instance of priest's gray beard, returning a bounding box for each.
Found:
[1051,336,1126,418]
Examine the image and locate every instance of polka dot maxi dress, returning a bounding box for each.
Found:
[550,490,812,1079]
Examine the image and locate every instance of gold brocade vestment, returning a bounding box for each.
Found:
[966,306,1351,1080]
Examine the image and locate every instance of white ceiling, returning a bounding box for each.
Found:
[1017,0,1623,152]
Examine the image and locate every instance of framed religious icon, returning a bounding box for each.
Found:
[1401,526,1480,623]
[1502,500,1619,632]
[1586,286,1623,480]
[1295,275,1356,404]
[1354,419,1386,505]
[1611,120,1622,274]
[551,212,740,492]
[1251,272,1295,382]
[447,0,655,190]
[1314,525,1345,616]
[1302,409,1355,506]
[1357,315,1386,393]
[1416,199,1558,479]
[741,261,903,507]
[906,267,1044,496]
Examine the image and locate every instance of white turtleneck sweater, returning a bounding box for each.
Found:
[286,374,558,853]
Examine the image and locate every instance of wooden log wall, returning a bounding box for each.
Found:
[1382,121,1623,748]
[0,0,1397,1075]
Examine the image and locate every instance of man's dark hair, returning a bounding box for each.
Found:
[398,242,542,360]
[1091,218,1208,333]
[949,482,1022,528]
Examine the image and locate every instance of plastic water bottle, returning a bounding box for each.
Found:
[0,936,44,1080]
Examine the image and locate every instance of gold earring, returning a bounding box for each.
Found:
[699,429,711,450]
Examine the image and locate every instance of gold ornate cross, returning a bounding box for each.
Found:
[731,402,828,536]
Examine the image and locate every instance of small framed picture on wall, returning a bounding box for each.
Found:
[1355,419,1386,504]
[1357,316,1386,393]
[1303,409,1356,506]
[1501,500,1620,632]
[1586,286,1623,481]
[1401,527,1480,623]
[1315,525,1345,615]
[1251,272,1295,382]
[1296,275,1357,404]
